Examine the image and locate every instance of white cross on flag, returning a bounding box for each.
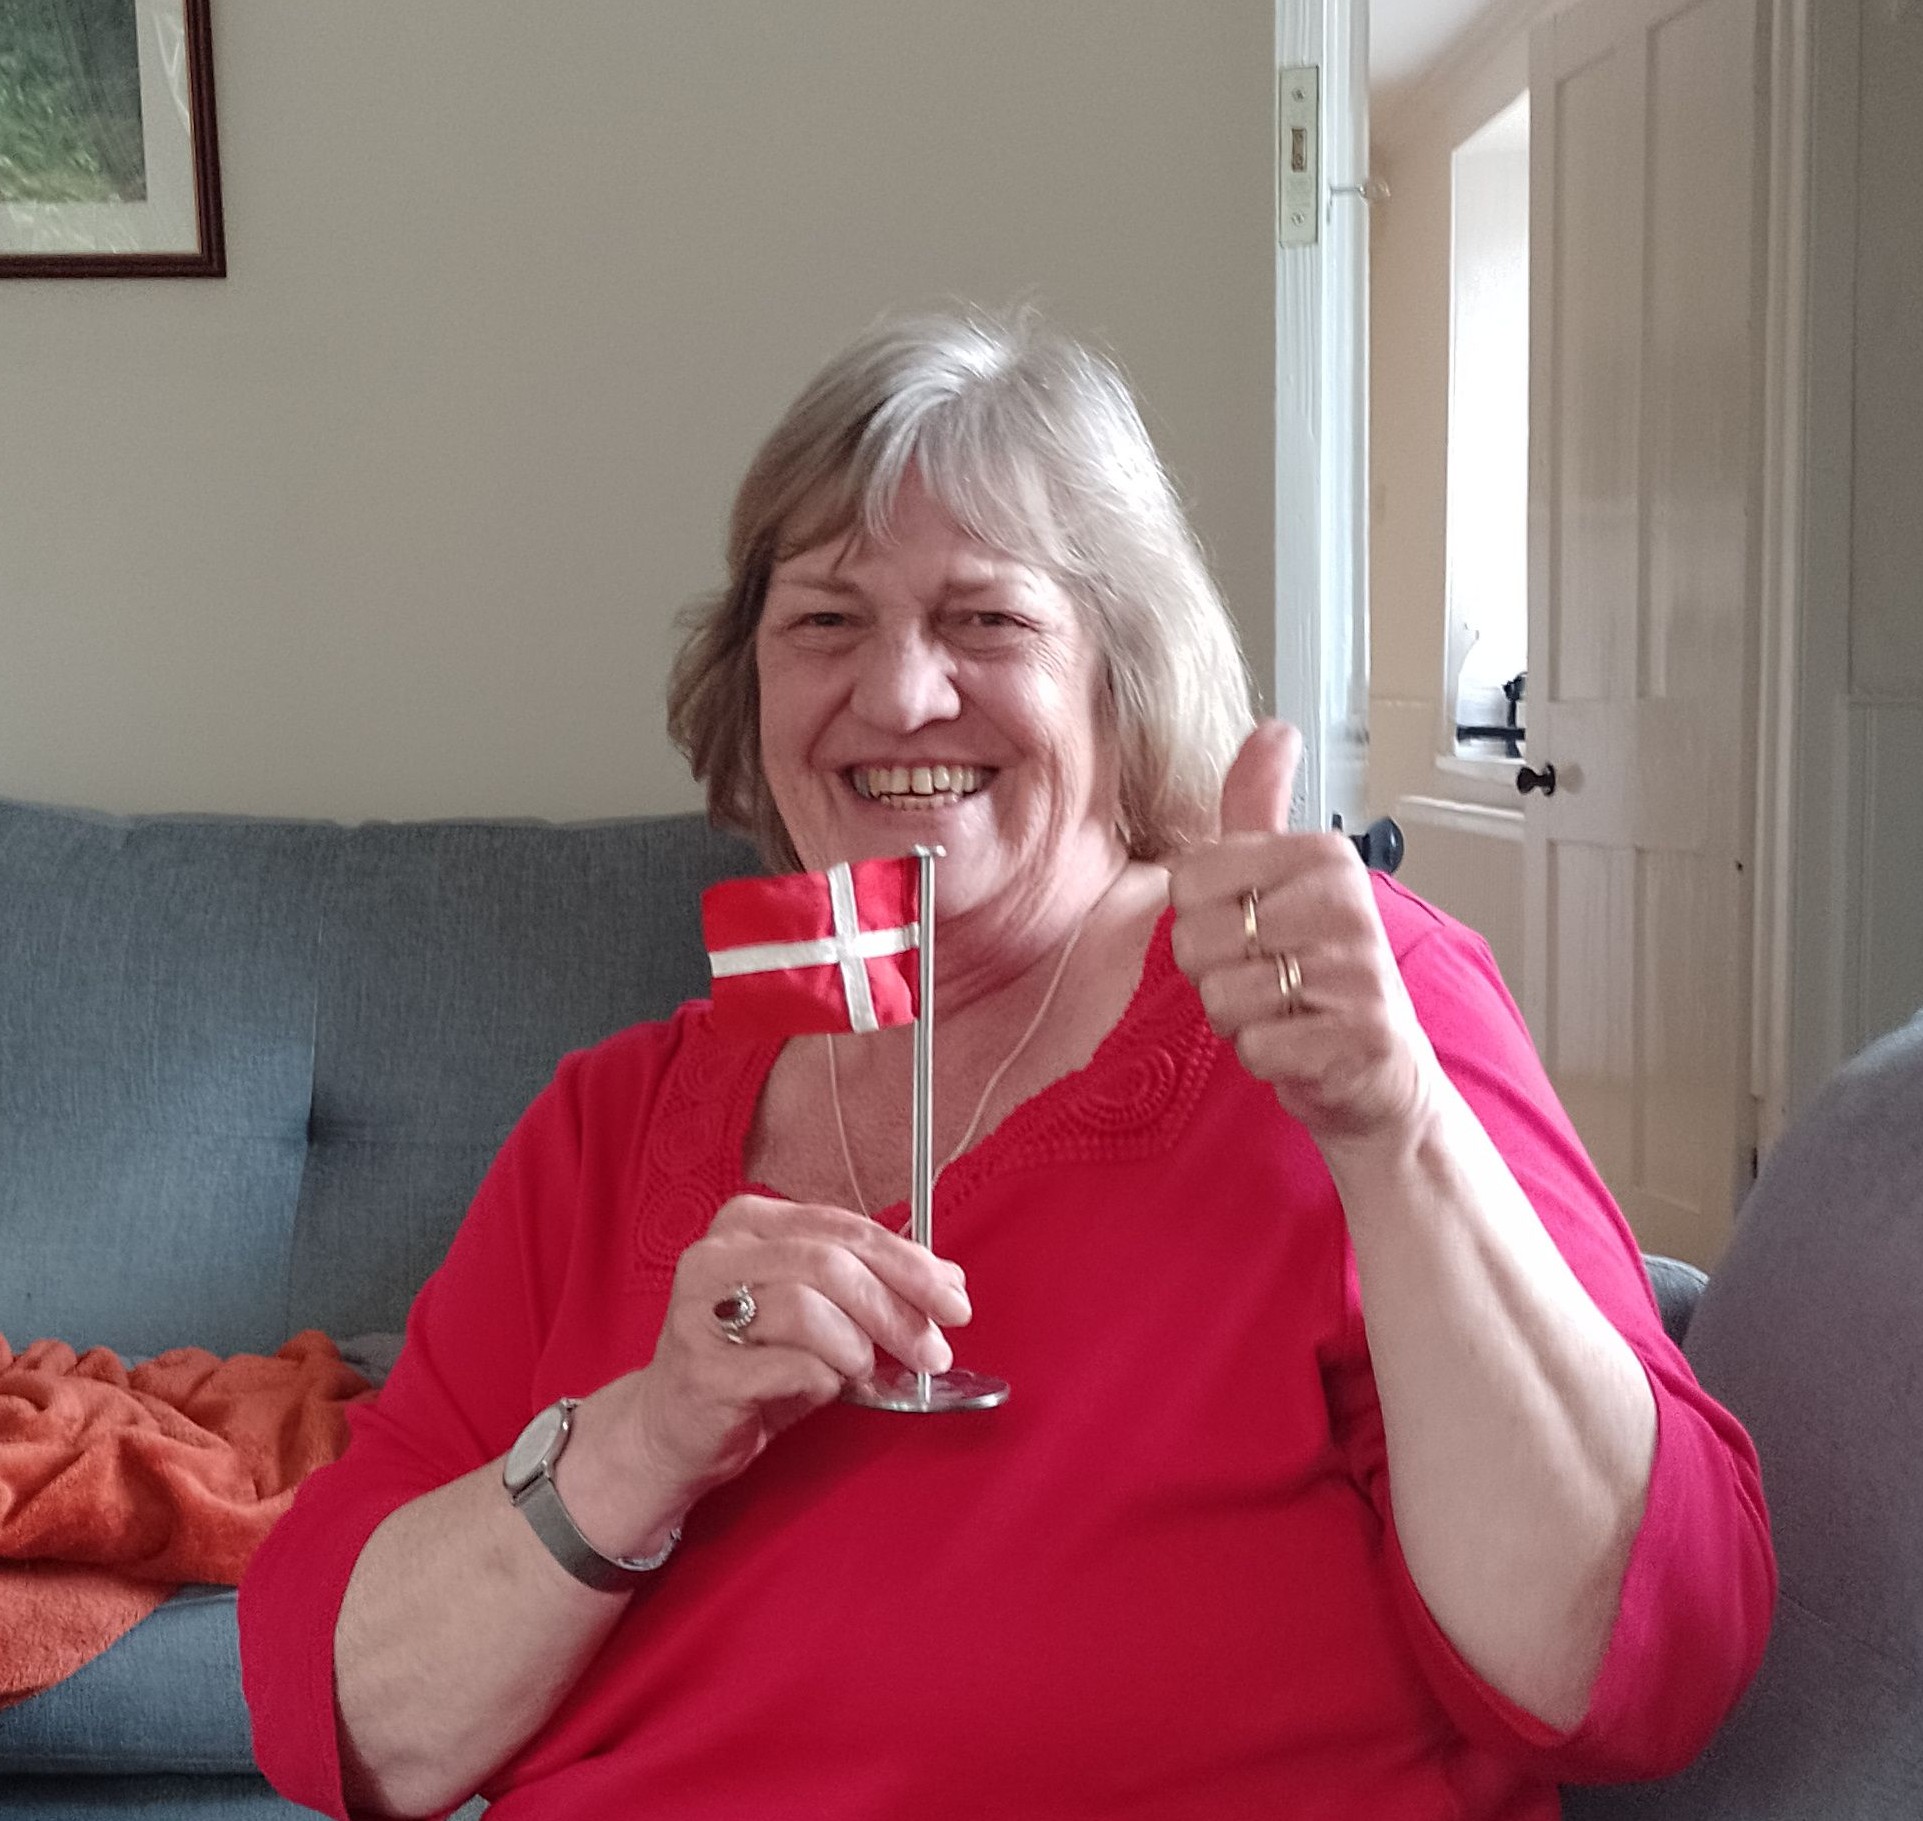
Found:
[701,856,921,1042]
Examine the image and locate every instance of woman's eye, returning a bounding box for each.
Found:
[951,609,1024,637]
[776,608,852,634]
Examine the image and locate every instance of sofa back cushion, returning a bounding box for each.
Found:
[0,800,758,1356]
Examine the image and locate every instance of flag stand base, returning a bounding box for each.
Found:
[843,1363,1010,1413]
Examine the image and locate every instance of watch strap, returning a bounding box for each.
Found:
[512,1470,679,1591]
[506,1398,680,1592]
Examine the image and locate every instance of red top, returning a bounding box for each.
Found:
[239,882,1774,1820]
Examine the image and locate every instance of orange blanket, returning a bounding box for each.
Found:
[0,1330,371,1706]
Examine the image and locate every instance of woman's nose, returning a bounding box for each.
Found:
[850,626,961,730]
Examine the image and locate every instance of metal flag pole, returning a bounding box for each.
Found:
[842,843,1009,1414]
[911,843,937,1404]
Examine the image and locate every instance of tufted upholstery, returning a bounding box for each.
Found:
[0,797,761,1814]
[0,798,760,1359]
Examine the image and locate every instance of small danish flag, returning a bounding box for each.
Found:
[701,856,921,1042]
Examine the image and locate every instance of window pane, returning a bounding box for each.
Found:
[1446,94,1530,754]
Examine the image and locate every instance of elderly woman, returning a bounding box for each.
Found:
[240,311,1773,1819]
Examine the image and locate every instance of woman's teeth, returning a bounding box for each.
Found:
[850,764,986,804]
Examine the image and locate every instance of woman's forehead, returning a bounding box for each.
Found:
[775,453,1068,577]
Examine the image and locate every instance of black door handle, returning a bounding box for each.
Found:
[1330,814,1407,874]
[1516,763,1558,797]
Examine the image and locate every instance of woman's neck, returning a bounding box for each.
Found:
[828,860,1169,1099]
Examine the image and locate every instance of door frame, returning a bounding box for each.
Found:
[1275,0,1372,834]
[1752,0,1846,1148]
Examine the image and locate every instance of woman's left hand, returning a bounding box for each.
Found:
[1169,720,1440,1149]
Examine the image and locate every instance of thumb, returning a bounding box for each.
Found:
[1218,720,1301,837]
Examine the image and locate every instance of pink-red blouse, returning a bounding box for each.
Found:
[240,881,1774,1819]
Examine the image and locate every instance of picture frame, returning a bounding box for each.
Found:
[0,0,224,277]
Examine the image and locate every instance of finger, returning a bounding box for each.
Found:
[1231,1012,1420,1132]
[1172,856,1374,982]
[1193,947,1373,1037]
[1171,829,1360,918]
[708,1273,953,1378]
[1218,719,1302,838]
[685,1230,962,1371]
[712,1201,972,1326]
[657,1292,855,1409]
[700,1334,849,1417]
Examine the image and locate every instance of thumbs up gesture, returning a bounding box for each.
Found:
[1169,721,1438,1147]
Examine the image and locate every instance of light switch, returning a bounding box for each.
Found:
[1278,66,1319,248]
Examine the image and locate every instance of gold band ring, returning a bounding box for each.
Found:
[1275,950,1304,1017]
[1240,889,1263,960]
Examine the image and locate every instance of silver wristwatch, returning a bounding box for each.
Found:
[502,1398,680,1592]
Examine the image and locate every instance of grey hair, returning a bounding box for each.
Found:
[667,306,1254,868]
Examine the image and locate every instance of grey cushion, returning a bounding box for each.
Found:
[0,800,758,1356]
[1565,1012,1923,1819]
[0,1776,321,1818]
[0,1586,253,1777]
[1642,1253,1708,1348]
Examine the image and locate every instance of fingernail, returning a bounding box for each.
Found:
[923,1332,955,1373]
[940,1286,973,1324]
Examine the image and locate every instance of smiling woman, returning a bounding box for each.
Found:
[667,307,1251,876]
[238,305,1774,1821]
[751,471,1122,929]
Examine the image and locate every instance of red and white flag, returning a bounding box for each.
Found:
[701,857,921,1042]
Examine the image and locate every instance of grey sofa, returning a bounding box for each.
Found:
[1563,1010,1923,1821]
[0,796,758,1817]
[4,791,1908,1818]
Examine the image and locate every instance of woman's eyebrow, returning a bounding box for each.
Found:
[777,575,862,596]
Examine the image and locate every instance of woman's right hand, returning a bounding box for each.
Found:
[614,1194,973,1512]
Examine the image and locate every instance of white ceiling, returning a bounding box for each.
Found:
[1370,0,1509,104]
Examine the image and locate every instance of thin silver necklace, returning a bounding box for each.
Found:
[824,870,1122,1224]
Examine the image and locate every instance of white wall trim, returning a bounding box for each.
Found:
[1276,0,1371,832]
[1777,0,1861,1126]
[1750,0,1816,1151]
[1394,793,1526,842]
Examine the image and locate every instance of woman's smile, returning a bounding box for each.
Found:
[753,470,1125,941]
[845,762,993,806]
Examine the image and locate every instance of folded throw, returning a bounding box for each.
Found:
[0,1330,371,1705]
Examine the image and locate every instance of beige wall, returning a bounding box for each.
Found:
[1366,21,1536,987]
[0,2,1276,821]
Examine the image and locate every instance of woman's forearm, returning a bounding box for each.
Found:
[1321,1076,1657,1733]
[334,1385,684,1818]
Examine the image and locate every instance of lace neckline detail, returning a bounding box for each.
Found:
[629,909,1223,1280]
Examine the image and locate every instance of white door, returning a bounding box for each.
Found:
[1523,0,1771,1267]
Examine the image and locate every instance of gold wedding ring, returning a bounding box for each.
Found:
[1275,950,1304,1017]
[1241,889,1262,960]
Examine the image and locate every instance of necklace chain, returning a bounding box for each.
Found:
[824,874,1117,1226]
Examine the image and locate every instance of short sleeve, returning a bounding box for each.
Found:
[237,1027,676,1819]
[1331,883,1776,1783]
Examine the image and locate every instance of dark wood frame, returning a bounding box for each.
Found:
[0,0,225,278]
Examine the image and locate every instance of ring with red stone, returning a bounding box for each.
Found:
[712,1284,758,1345]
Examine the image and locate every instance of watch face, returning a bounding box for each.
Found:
[504,1402,568,1491]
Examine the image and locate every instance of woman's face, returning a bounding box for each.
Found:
[754,471,1124,933]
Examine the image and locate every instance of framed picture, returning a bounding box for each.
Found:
[0,0,224,277]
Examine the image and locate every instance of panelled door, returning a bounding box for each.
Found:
[1523,0,1771,1266]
